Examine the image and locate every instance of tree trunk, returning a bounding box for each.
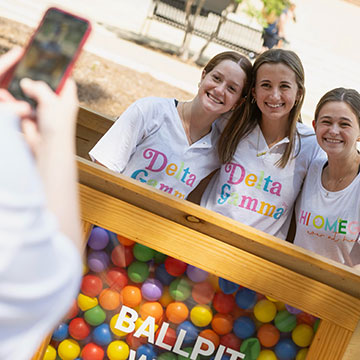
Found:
[192,0,237,63]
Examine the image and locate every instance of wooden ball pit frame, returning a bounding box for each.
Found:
[32,107,360,360]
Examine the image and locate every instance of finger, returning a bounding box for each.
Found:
[0,47,24,74]
[20,78,57,103]
[21,117,40,156]
[59,78,78,102]
[0,89,32,118]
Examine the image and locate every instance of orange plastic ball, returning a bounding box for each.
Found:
[99,288,121,310]
[166,302,189,324]
[120,285,142,308]
[140,301,163,323]
[192,281,215,304]
[117,234,135,246]
[257,323,280,347]
[211,313,233,335]
[199,329,220,350]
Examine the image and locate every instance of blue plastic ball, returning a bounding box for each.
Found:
[233,316,256,339]
[155,263,175,285]
[275,338,298,360]
[218,278,240,294]
[176,321,199,346]
[137,344,157,359]
[52,322,68,341]
[235,287,257,309]
[92,323,112,346]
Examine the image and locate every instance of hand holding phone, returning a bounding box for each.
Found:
[0,7,91,108]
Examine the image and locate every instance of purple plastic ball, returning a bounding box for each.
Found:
[88,227,109,250]
[285,304,302,315]
[186,265,209,282]
[141,278,163,301]
[87,250,110,272]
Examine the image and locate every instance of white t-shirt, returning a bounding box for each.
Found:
[294,158,360,265]
[201,122,324,239]
[0,106,82,359]
[89,97,222,199]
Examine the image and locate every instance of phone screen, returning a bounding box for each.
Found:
[8,8,90,106]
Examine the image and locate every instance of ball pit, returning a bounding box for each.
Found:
[49,226,317,360]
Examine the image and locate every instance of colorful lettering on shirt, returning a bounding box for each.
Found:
[297,209,360,236]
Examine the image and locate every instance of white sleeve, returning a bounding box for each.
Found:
[89,100,148,172]
[0,106,81,359]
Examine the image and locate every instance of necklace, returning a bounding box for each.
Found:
[256,127,267,157]
[180,102,193,144]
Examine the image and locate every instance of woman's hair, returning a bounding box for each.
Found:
[203,51,253,104]
[218,49,305,168]
[314,87,360,127]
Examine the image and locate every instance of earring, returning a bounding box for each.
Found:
[294,99,298,106]
[251,97,256,104]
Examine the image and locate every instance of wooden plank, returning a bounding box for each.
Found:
[342,320,360,360]
[77,158,360,299]
[79,184,360,331]
[307,320,352,360]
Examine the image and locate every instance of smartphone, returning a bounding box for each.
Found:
[2,7,91,107]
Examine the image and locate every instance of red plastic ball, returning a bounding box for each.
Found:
[155,326,177,347]
[81,275,103,297]
[220,332,242,350]
[164,257,187,276]
[81,342,105,360]
[111,245,134,267]
[106,267,128,290]
[213,292,236,313]
[126,331,147,350]
[68,317,91,340]
[65,299,79,320]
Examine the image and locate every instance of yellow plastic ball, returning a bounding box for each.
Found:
[254,299,277,323]
[292,324,314,347]
[190,305,213,327]
[110,314,129,337]
[77,293,98,311]
[257,349,277,360]
[58,339,80,360]
[107,340,130,360]
[265,295,278,302]
[43,345,56,360]
[296,347,309,360]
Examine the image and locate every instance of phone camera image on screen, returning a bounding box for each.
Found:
[8,8,90,107]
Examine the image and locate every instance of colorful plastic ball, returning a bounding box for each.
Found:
[68,317,91,340]
[169,278,191,301]
[117,234,135,246]
[211,313,233,335]
[192,281,215,304]
[158,352,177,360]
[186,265,209,282]
[65,299,79,320]
[58,339,80,360]
[257,349,277,360]
[274,310,297,332]
[274,338,297,360]
[253,299,277,323]
[296,348,309,360]
[297,312,317,327]
[126,331,147,349]
[292,323,314,347]
[121,285,142,307]
[220,333,241,350]
[99,288,121,310]
[81,342,104,360]
[88,227,109,250]
[155,326,177,347]
[141,278,163,301]
[213,292,236,314]
[52,322,68,342]
[111,244,134,267]
[87,250,110,273]
[164,257,187,276]
[133,243,155,262]
[233,316,256,339]
[77,293,98,311]
[199,329,220,349]
[257,323,280,347]
[43,344,57,360]
[81,275,103,297]
[93,323,112,346]
[110,314,129,337]
[285,304,302,315]
[136,344,157,359]
[218,278,240,294]
[240,337,261,360]
[155,263,175,285]
[190,305,213,327]
[166,301,189,324]
[313,318,320,333]
[127,261,149,283]
[140,301,164,323]
[176,321,199,345]
[107,340,129,360]
[84,305,106,326]
[106,267,128,291]
[235,287,257,309]
[177,347,200,360]
[135,316,159,334]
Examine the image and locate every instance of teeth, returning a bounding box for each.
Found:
[208,93,222,104]
[325,138,342,143]
[267,103,283,108]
